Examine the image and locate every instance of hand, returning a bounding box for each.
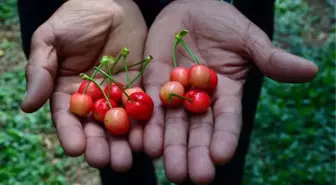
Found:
[20,0,147,172]
[143,0,318,184]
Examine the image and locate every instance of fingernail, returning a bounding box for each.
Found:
[23,91,27,99]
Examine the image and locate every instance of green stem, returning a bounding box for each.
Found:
[125,55,153,89]
[175,29,200,65]
[178,39,200,65]
[172,38,178,68]
[81,74,113,109]
[105,63,112,99]
[100,78,107,86]
[94,67,134,102]
[83,63,104,94]
[122,55,129,85]
[114,57,150,73]
[127,59,148,69]
[109,47,129,72]
[110,54,122,71]
[168,93,192,104]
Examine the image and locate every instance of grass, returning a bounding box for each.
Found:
[0,0,335,185]
[243,0,335,184]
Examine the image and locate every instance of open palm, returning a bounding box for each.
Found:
[20,0,147,171]
[143,0,318,184]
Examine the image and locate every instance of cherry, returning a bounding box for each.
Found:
[104,82,124,104]
[188,64,212,89]
[69,93,94,117]
[104,108,131,135]
[92,98,118,123]
[207,68,218,94]
[159,81,185,107]
[77,80,103,102]
[184,89,211,113]
[125,92,154,121]
[122,87,144,105]
[170,67,189,89]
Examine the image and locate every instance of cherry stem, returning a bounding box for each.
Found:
[175,29,200,65]
[172,38,178,68]
[83,63,103,94]
[100,78,107,85]
[94,67,134,102]
[105,63,112,99]
[112,58,148,74]
[122,55,129,85]
[124,55,153,89]
[96,55,116,88]
[110,54,122,71]
[80,74,113,109]
[168,93,192,104]
[126,59,148,69]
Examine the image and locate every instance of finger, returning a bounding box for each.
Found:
[181,1,318,82]
[242,21,318,82]
[107,133,133,172]
[21,23,58,113]
[142,62,171,157]
[143,14,185,157]
[50,92,86,156]
[188,109,216,184]
[129,121,143,152]
[83,120,110,168]
[143,82,165,157]
[105,72,144,152]
[210,93,242,164]
[163,109,188,183]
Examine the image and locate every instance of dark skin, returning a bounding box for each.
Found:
[143,0,318,184]
[20,0,318,184]
[20,0,147,172]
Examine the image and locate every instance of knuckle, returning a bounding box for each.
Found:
[188,144,208,152]
[189,121,213,131]
[165,116,188,125]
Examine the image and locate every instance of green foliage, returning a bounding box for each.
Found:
[0,130,68,185]
[0,69,73,185]
[155,160,176,185]
[243,0,335,185]
[0,0,18,24]
[0,70,53,132]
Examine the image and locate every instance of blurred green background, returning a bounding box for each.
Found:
[0,0,335,185]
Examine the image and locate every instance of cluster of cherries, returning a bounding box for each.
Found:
[69,29,218,136]
[159,30,218,113]
[69,48,154,136]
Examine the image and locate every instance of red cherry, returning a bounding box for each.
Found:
[77,80,103,102]
[92,98,118,123]
[125,92,154,121]
[207,69,218,94]
[69,93,93,117]
[104,82,124,104]
[159,81,185,107]
[188,64,211,89]
[104,108,130,136]
[184,89,211,113]
[122,87,144,105]
[170,67,189,89]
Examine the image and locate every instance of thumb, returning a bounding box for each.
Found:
[243,22,318,83]
[21,24,58,113]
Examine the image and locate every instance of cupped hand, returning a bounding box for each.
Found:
[143,0,318,184]
[20,0,147,171]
